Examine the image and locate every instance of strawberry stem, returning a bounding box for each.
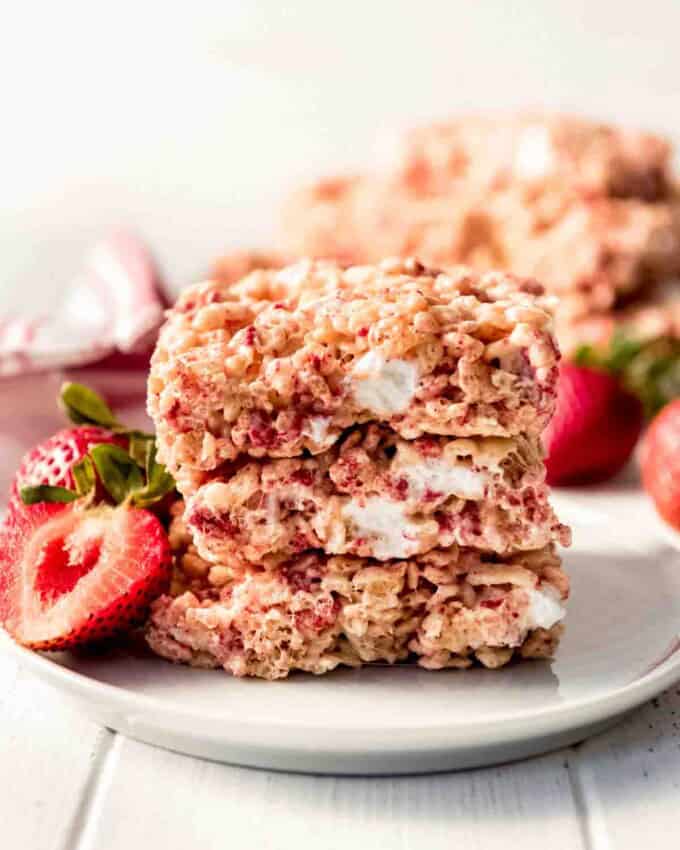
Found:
[90,444,145,504]
[128,433,154,467]
[72,455,96,496]
[131,442,175,508]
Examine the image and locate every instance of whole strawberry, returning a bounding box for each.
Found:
[641,399,680,530]
[10,425,126,509]
[9,382,176,513]
[8,382,128,512]
[543,362,643,486]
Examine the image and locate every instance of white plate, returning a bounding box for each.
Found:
[3,484,680,775]
[655,511,680,552]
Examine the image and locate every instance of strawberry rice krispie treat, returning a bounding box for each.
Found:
[490,190,680,319]
[283,176,680,322]
[212,249,289,286]
[146,504,568,679]
[148,258,560,494]
[185,425,569,566]
[147,255,570,679]
[282,114,680,355]
[395,114,672,200]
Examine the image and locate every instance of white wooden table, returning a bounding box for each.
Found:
[3,647,679,850]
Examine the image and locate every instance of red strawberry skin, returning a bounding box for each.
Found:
[641,399,680,530]
[9,426,127,510]
[0,502,171,650]
[543,363,643,486]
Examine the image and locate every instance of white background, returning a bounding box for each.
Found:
[2,1,680,310]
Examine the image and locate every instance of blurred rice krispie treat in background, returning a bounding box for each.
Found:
[282,114,680,360]
[394,114,673,200]
[147,257,570,679]
[284,178,680,331]
[212,249,290,286]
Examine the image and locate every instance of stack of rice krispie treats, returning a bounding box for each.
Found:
[146,257,570,679]
[279,114,680,355]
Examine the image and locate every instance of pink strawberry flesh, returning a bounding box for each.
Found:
[543,363,643,486]
[0,502,171,650]
[10,426,127,510]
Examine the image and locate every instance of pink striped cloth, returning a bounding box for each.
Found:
[0,232,167,376]
[0,233,167,503]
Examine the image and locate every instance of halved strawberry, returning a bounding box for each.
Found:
[10,425,127,509]
[543,362,643,486]
[0,502,171,649]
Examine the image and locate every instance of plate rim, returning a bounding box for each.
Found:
[656,511,680,551]
[3,628,680,744]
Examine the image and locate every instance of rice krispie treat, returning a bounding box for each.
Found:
[212,249,289,286]
[146,502,569,679]
[146,527,568,679]
[492,190,680,319]
[186,425,569,566]
[557,278,680,355]
[283,177,680,321]
[283,176,389,267]
[149,258,560,493]
[395,114,672,201]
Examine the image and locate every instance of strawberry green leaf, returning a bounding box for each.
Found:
[132,442,176,508]
[574,332,643,374]
[148,459,175,497]
[56,382,173,506]
[90,444,145,504]
[60,383,121,429]
[606,333,645,373]
[624,337,680,417]
[573,332,680,418]
[573,344,597,368]
[71,455,96,496]
[20,485,79,505]
[59,382,154,440]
